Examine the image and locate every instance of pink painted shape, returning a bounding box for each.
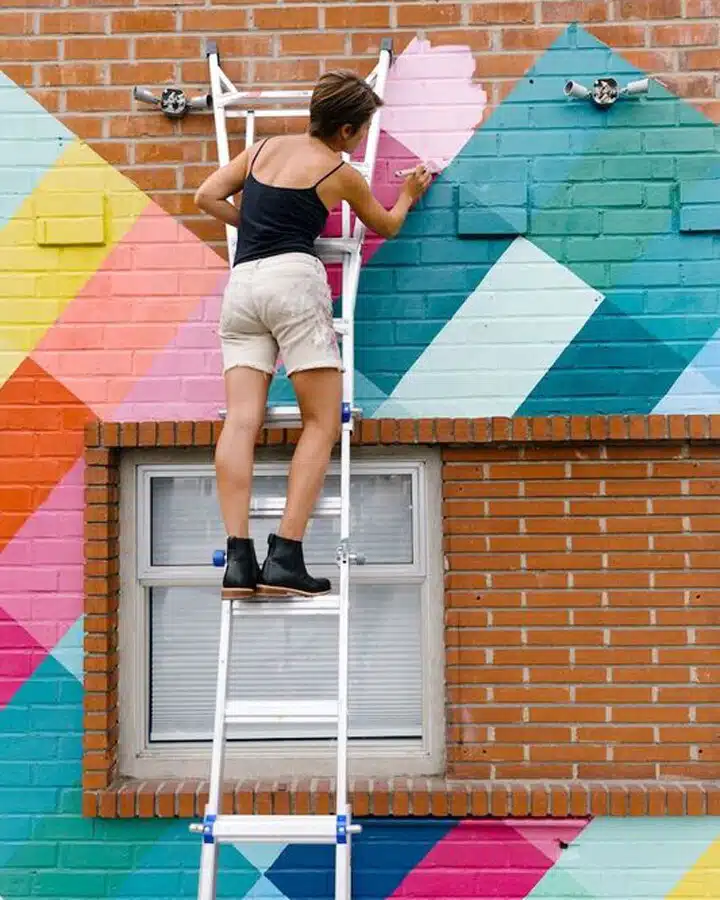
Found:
[112,285,227,422]
[506,819,588,864]
[0,604,50,708]
[389,820,575,899]
[381,37,488,174]
[323,129,423,297]
[0,459,84,651]
[32,202,226,419]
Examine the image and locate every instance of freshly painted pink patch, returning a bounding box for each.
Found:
[33,202,226,419]
[381,37,488,174]
[0,605,49,708]
[0,459,84,651]
[389,820,574,899]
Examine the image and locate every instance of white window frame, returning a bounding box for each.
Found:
[118,445,446,781]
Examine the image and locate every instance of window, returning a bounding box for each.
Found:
[119,447,445,780]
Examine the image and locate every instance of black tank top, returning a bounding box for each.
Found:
[232,138,344,266]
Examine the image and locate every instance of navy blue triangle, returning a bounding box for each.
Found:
[265,819,455,900]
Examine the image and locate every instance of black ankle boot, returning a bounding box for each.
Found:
[257,534,331,597]
[222,536,260,598]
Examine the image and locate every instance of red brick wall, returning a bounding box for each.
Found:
[3,0,720,253]
[443,441,720,783]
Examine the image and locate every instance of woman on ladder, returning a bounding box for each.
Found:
[195,69,431,599]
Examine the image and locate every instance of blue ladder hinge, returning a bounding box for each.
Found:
[212,550,226,567]
[341,403,352,424]
[336,814,348,844]
[202,814,216,844]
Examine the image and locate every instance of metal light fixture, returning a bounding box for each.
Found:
[563,77,649,109]
[133,86,211,119]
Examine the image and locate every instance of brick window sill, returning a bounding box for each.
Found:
[83,778,720,819]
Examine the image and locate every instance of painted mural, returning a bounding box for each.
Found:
[3,22,720,900]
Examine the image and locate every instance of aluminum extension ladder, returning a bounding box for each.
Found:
[188,38,394,900]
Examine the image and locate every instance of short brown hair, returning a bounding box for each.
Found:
[309,70,383,139]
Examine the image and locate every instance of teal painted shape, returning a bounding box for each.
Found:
[110,822,260,900]
[457,206,528,236]
[680,205,720,232]
[530,817,720,900]
[354,24,661,405]
[50,615,83,682]
[512,28,720,413]
[0,69,74,229]
[0,654,81,872]
[520,300,690,414]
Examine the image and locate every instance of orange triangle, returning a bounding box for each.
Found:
[0,358,95,551]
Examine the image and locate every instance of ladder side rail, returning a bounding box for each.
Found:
[197,599,234,900]
[334,44,393,900]
[338,44,393,447]
[207,49,237,266]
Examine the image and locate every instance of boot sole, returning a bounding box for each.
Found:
[255,583,331,598]
[220,586,256,600]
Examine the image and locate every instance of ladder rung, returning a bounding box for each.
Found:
[225,699,338,725]
[231,594,340,617]
[315,237,361,262]
[261,404,363,428]
[252,496,340,516]
[191,814,342,844]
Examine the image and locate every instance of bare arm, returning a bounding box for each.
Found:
[194,146,254,228]
[340,164,432,239]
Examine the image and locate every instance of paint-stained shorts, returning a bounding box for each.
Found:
[219,251,341,377]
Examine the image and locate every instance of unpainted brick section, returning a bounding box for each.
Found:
[2,0,719,252]
[82,416,720,816]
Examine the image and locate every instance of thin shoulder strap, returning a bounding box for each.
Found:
[313,159,345,188]
[249,138,270,174]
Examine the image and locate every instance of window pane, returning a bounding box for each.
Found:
[149,583,423,742]
[150,471,413,567]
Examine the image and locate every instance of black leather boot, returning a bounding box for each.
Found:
[257,533,331,597]
[221,536,261,599]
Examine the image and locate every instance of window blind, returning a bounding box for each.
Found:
[149,583,423,742]
[151,471,414,567]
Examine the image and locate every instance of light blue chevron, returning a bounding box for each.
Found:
[527,817,720,900]
[0,69,74,230]
[231,843,285,875]
[244,873,289,900]
[49,615,83,682]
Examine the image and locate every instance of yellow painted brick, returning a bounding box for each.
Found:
[0,274,36,298]
[0,349,26,389]
[0,299,63,324]
[36,272,94,296]
[34,191,105,219]
[0,246,61,271]
[109,191,152,219]
[37,216,106,246]
[8,219,35,247]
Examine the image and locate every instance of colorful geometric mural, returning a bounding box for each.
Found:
[3,22,720,900]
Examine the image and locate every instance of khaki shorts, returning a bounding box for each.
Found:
[219,252,341,377]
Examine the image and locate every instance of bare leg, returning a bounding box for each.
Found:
[278,367,342,540]
[215,366,270,537]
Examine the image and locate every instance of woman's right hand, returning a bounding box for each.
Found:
[402,164,433,203]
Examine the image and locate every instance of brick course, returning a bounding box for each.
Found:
[83,415,720,817]
[4,0,720,254]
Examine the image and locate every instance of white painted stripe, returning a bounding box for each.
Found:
[374,237,605,420]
